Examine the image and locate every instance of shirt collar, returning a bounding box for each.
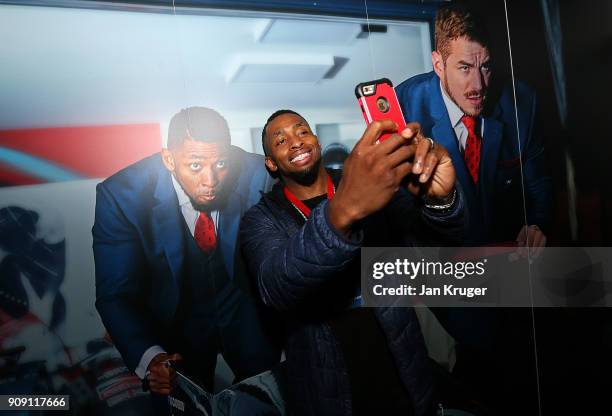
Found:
[440,80,466,129]
[171,175,192,207]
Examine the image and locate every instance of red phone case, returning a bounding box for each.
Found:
[355,78,406,142]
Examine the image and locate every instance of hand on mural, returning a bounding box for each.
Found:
[515,224,547,260]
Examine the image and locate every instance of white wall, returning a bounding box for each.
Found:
[1,4,431,149]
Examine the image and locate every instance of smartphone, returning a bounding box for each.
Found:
[355,78,406,142]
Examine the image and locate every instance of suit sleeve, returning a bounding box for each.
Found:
[521,93,553,232]
[92,182,159,372]
[239,201,361,311]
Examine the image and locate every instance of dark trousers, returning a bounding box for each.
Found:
[151,294,280,415]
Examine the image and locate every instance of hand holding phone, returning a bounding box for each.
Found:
[355,78,456,203]
[355,78,406,142]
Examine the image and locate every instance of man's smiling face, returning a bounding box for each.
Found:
[263,113,322,182]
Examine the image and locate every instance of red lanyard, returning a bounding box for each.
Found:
[283,175,335,218]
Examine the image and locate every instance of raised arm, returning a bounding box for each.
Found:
[240,201,361,311]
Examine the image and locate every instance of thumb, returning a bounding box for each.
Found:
[401,122,421,140]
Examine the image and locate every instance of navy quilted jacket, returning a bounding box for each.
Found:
[240,170,466,416]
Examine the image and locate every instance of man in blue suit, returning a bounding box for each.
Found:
[396,4,551,413]
[92,107,279,406]
[396,4,551,247]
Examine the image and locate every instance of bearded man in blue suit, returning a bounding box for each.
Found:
[396,4,551,246]
[396,4,551,413]
[92,107,279,410]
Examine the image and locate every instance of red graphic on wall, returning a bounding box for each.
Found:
[0,124,161,187]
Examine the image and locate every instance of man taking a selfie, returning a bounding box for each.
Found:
[240,109,465,415]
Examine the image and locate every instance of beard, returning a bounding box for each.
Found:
[444,76,487,117]
[185,186,229,213]
[173,172,231,213]
[281,157,322,187]
[189,196,226,212]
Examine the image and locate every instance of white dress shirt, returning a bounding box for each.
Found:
[439,81,485,151]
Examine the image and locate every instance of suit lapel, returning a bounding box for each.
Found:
[152,165,186,284]
[480,114,503,207]
[429,77,472,192]
[217,147,247,280]
[219,191,241,279]
[432,118,472,191]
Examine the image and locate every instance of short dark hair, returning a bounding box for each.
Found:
[261,109,304,156]
[435,3,490,62]
[167,107,231,149]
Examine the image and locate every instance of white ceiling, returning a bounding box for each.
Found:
[0,4,432,148]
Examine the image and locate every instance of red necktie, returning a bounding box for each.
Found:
[194,211,217,254]
[461,115,482,184]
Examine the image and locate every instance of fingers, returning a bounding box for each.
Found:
[527,227,537,247]
[400,122,421,140]
[404,174,423,196]
[516,225,528,245]
[530,226,546,258]
[532,234,546,258]
[417,148,440,183]
[149,364,172,395]
[148,352,183,395]
[356,121,422,165]
[515,225,546,259]
[358,119,399,147]
[149,378,172,395]
[150,362,170,380]
[393,158,413,183]
[386,141,416,167]
[377,132,411,155]
[408,134,448,183]
[520,225,544,248]
[168,353,183,362]
[412,135,434,175]
[532,228,546,247]
[512,226,528,260]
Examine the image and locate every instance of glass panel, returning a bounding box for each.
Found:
[506,0,612,414]
[0,1,177,414]
[167,4,438,414]
[366,1,544,414]
[19,0,612,414]
[0,1,438,414]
